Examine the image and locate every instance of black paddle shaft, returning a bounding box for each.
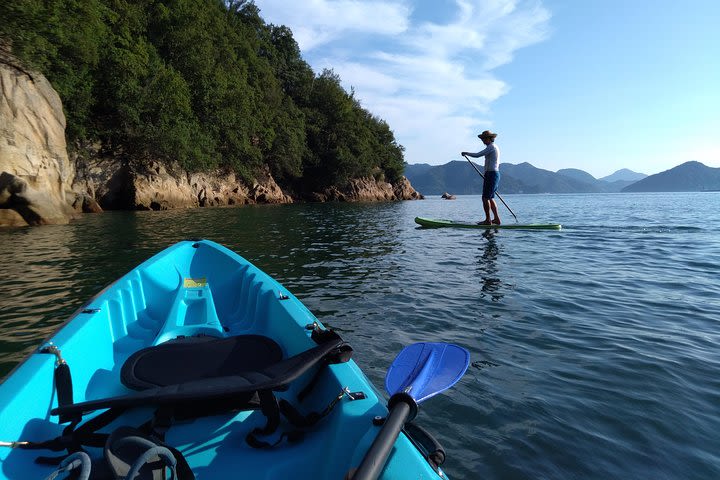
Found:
[350,401,412,480]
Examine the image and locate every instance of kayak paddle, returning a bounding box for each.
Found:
[463,154,519,222]
[348,342,470,480]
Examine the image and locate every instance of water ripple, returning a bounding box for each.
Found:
[2,194,720,479]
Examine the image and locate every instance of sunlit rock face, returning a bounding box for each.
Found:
[0,48,76,226]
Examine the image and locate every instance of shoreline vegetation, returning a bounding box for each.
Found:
[0,0,421,227]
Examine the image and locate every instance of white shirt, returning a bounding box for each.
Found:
[466,144,499,172]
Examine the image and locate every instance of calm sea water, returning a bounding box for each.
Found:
[1,192,719,479]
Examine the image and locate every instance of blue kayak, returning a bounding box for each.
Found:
[0,240,468,479]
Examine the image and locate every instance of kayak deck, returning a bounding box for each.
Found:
[0,240,447,480]
[415,216,562,230]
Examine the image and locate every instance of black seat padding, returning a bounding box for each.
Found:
[121,335,284,390]
[51,336,344,418]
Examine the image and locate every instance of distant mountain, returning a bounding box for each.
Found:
[600,168,647,183]
[556,168,647,192]
[502,163,605,193]
[604,179,638,192]
[403,161,476,195]
[557,168,598,184]
[403,163,434,176]
[404,161,616,195]
[622,161,720,192]
[403,160,718,195]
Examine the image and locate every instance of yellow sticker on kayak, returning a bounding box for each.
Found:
[184,277,207,288]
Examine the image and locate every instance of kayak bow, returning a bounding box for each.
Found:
[0,240,467,480]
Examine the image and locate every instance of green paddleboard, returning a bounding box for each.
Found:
[415,217,562,230]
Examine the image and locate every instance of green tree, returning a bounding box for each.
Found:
[0,0,406,190]
[0,0,109,139]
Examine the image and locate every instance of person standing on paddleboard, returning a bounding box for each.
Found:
[462,130,501,225]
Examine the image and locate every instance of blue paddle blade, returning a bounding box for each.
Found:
[385,342,470,403]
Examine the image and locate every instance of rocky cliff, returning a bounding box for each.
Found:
[0,46,76,226]
[1,49,422,227]
[70,150,293,212]
[307,176,422,202]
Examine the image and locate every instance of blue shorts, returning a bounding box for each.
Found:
[482,171,500,200]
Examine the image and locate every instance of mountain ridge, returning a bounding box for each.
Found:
[404,161,720,195]
[622,161,720,192]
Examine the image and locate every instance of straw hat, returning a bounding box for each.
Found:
[478,130,498,140]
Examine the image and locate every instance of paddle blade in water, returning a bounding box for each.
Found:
[385,343,470,403]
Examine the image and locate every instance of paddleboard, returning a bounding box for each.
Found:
[415,217,562,230]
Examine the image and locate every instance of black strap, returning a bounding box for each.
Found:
[245,430,304,449]
[28,408,127,465]
[21,417,82,454]
[39,345,76,424]
[296,360,328,403]
[30,418,82,465]
[147,406,175,441]
[245,387,344,449]
[73,407,128,447]
[310,327,354,363]
[54,363,75,424]
[331,343,354,363]
[256,390,280,435]
[297,344,353,402]
[243,337,354,450]
[310,326,342,345]
[244,389,282,448]
[165,444,196,480]
[280,385,351,429]
[246,387,352,449]
[278,400,322,428]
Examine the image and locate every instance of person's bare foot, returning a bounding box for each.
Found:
[492,219,501,225]
[477,219,492,225]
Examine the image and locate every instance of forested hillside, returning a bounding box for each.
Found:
[0,0,405,191]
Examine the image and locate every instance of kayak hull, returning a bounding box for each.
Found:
[415,216,562,230]
[0,240,446,479]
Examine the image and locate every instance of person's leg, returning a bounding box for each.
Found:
[480,176,492,224]
[490,200,501,224]
[480,198,491,224]
[486,171,501,224]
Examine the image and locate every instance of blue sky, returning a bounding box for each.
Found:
[253,0,720,178]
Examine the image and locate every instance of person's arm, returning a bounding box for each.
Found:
[462,146,491,158]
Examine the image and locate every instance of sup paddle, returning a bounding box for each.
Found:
[463,154,519,222]
[348,342,470,480]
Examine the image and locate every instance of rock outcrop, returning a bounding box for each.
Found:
[393,176,424,201]
[71,152,292,211]
[70,149,420,214]
[0,46,76,226]
[309,176,423,202]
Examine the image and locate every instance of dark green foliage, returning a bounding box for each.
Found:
[0,0,109,138]
[0,0,406,189]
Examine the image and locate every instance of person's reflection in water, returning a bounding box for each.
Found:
[478,229,503,301]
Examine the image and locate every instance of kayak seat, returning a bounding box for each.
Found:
[51,334,346,418]
[42,330,351,457]
[121,335,284,390]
